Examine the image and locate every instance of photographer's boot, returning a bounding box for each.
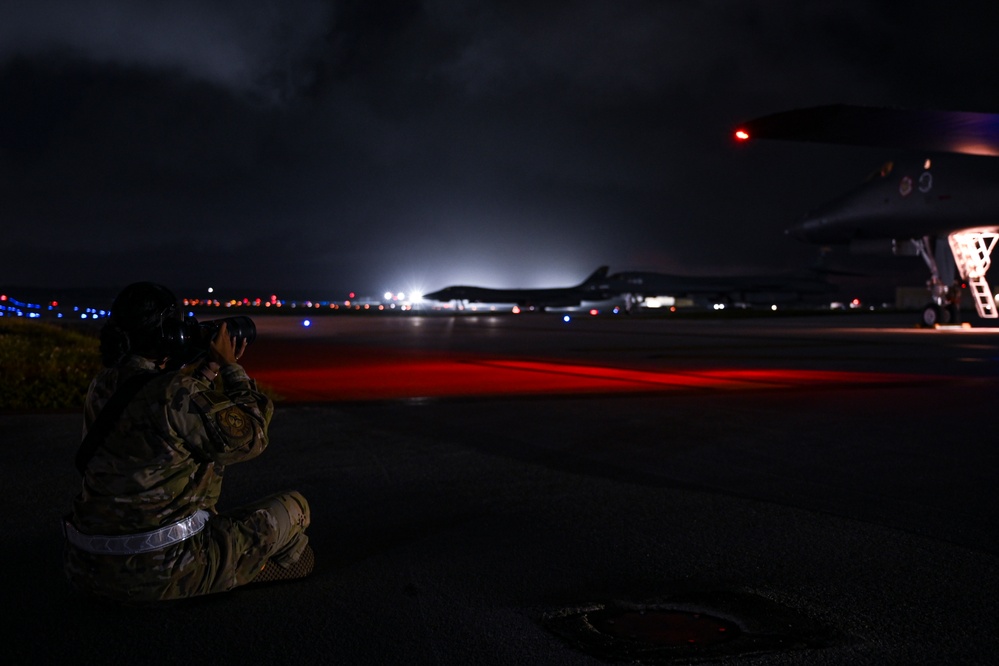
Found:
[253,545,315,584]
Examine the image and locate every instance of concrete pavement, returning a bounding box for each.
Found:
[5,311,998,664]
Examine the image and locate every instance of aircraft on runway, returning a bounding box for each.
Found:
[604,265,837,310]
[735,104,999,326]
[423,266,612,311]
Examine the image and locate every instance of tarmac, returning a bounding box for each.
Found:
[4,310,999,665]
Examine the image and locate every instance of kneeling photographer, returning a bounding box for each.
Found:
[64,281,313,604]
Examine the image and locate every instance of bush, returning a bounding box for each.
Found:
[0,319,102,411]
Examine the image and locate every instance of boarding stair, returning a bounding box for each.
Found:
[948,230,999,319]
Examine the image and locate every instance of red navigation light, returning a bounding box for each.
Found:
[0,295,6,301]
[734,129,750,141]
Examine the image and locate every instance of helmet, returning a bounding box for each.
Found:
[100,282,182,366]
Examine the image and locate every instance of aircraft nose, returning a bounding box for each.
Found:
[785,222,806,241]
[785,199,848,243]
[785,216,823,242]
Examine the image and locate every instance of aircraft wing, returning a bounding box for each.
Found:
[736,104,999,157]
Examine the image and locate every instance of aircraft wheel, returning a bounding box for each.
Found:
[921,304,941,327]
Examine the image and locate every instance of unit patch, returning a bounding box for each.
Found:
[216,407,252,443]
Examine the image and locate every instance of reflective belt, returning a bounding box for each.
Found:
[64,510,211,555]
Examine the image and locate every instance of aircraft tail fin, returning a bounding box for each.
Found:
[579,266,609,287]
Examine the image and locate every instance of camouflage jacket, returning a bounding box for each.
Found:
[71,355,273,535]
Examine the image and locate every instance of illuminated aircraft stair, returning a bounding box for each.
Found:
[948,230,999,318]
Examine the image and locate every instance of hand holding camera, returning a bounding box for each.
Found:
[164,315,257,368]
[208,321,249,368]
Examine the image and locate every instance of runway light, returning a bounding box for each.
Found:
[735,129,750,141]
[589,309,599,316]
[563,315,571,323]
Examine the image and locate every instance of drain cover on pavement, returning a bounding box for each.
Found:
[585,607,739,647]
[542,591,838,663]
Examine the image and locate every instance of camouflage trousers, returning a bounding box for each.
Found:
[64,490,310,604]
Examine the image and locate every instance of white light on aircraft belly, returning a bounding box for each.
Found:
[642,296,676,309]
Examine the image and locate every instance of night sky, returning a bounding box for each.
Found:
[3,1,998,300]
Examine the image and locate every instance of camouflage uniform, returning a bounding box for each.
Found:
[64,355,310,604]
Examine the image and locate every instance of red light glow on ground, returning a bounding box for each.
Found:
[249,348,930,402]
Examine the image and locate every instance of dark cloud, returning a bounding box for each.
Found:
[2,1,997,297]
[1,0,333,100]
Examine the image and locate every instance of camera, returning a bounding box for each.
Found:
[193,316,257,348]
[164,315,257,364]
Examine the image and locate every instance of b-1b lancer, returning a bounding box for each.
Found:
[735,104,999,326]
[603,266,837,310]
[424,266,611,311]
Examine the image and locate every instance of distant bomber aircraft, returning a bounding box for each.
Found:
[735,104,999,326]
[603,266,836,310]
[424,266,611,311]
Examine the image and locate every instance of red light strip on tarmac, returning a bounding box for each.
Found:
[251,358,935,403]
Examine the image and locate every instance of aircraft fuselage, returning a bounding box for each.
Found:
[787,156,999,244]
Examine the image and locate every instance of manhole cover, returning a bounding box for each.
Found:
[542,592,840,663]
[586,608,739,647]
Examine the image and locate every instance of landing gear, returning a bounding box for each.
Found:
[920,304,939,327]
[947,302,961,325]
[910,231,998,327]
[920,303,962,327]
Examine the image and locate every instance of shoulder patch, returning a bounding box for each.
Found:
[216,406,253,445]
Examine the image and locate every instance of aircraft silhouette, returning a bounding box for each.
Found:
[603,265,837,310]
[735,104,999,326]
[424,266,611,311]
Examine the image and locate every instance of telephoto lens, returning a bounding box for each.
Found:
[199,316,256,348]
